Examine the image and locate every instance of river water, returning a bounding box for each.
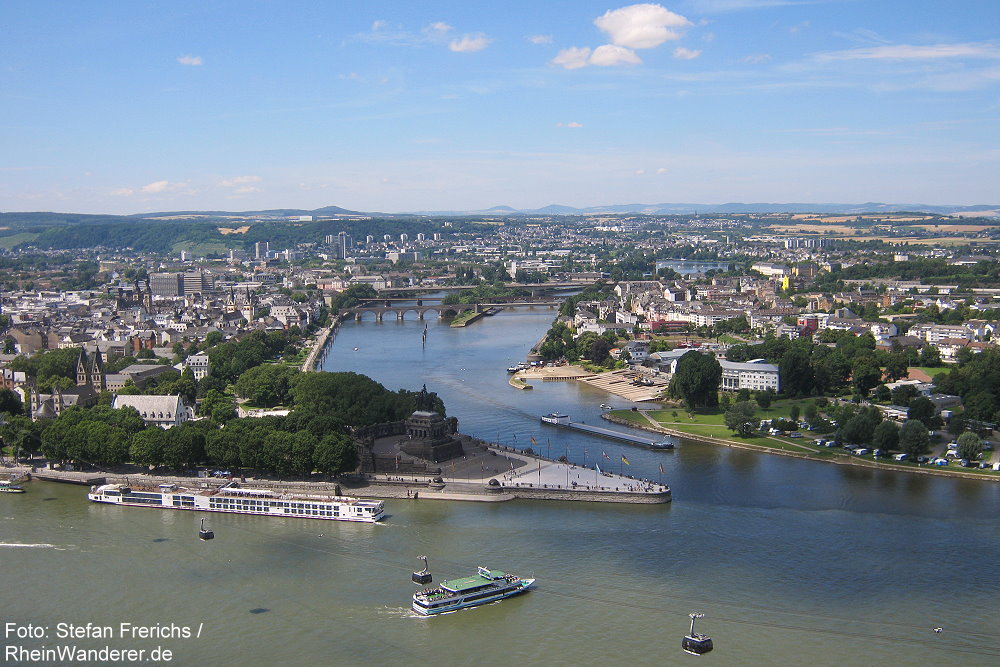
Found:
[5,309,1000,666]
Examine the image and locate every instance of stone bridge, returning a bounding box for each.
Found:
[339,300,559,322]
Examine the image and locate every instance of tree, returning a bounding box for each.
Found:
[871,421,899,453]
[907,397,937,428]
[851,357,882,396]
[919,345,941,367]
[899,420,931,458]
[755,388,774,410]
[667,351,722,408]
[234,364,298,407]
[956,431,982,461]
[0,388,24,416]
[724,401,757,437]
[314,433,358,475]
[778,346,814,397]
[789,405,801,422]
[130,428,166,469]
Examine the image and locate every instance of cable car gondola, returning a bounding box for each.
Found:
[682,612,713,655]
[412,555,432,585]
[199,517,215,541]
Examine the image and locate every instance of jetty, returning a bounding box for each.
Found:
[541,414,675,448]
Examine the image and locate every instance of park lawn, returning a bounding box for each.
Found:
[913,366,951,380]
[610,410,651,426]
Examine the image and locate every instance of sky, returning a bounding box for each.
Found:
[2,1,999,214]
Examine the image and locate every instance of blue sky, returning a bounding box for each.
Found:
[2,1,998,214]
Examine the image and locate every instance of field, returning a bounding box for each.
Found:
[0,232,40,249]
[218,226,251,235]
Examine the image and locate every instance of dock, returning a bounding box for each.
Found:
[541,417,675,448]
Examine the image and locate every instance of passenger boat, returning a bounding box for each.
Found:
[412,566,534,615]
[0,479,26,493]
[648,438,676,450]
[88,482,385,522]
[540,412,570,426]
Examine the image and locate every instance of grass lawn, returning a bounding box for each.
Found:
[0,232,39,250]
[912,366,951,379]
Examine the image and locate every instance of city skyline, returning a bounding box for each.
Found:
[2,0,998,214]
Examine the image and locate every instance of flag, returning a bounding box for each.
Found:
[530,436,537,446]
[602,451,611,460]
[595,464,601,475]
[659,463,664,474]
[621,454,630,465]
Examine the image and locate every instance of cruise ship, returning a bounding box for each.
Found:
[412,566,534,615]
[88,482,385,522]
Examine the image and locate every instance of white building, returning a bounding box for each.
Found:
[111,394,194,429]
[719,359,781,393]
[183,353,211,380]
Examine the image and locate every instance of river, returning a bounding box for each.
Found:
[5,308,1000,666]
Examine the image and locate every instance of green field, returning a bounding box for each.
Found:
[0,232,39,249]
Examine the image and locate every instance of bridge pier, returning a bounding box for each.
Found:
[355,313,361,322]
[396,311,404,321]
[417,311,424,320]
[376,312,383,322]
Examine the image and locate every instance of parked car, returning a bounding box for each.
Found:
[932,457,949,466]
[788,432,803,438]
[916,456,930,464]
[893,453,909,462]
[854,448,869,456]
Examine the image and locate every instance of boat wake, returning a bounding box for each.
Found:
[377,606,423,619]
[0,542,57,549]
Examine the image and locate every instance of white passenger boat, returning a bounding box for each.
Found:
[412,566,534,615]
[88,482,385,522]
[540,412,570,426]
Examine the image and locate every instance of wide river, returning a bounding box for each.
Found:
[6,308,1000,666]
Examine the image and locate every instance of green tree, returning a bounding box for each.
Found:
[130,428,166,469]
[899,420,931,459]
[667,351,722,408]
[871,420,899,453]
[724,401,757,437]
[234,364,298,407]
[314,433,359,475]
[778,346,814,397]
[956,431,982,461]
[907,396,937,428]
[851,357,882,396]
[0,388,24,415]
[755,388,774,410]
[919,345,941,367]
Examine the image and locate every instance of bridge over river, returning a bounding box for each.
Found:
[339,299,560,321]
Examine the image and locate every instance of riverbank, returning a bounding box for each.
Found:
[604,411,1000,483]
[8,437,671,504]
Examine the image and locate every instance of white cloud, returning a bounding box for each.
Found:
[789,20,809,34]
[814,42,1000,63]
[233,186,262,194]
[528,34,553,45]
[590,44,642,66]
[556,122,584,128]
[551,46,592,69]
[219,175,262,188]
[594,3,691,50]
[673,47,702,60]
[372,20,387,31]
[110,187,135,197]
[423,22,453,40]
[741,53,772,64]
[634,169,646,175]
[140,180,171,194]
[177,55,203,66]
[449,33,491,53]
[656,167,669,174]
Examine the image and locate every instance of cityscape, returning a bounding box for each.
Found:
[3,2,999,666]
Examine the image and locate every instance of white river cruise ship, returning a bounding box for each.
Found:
[88,482,385,522]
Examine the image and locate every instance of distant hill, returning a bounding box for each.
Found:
[405,202,1000,217]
